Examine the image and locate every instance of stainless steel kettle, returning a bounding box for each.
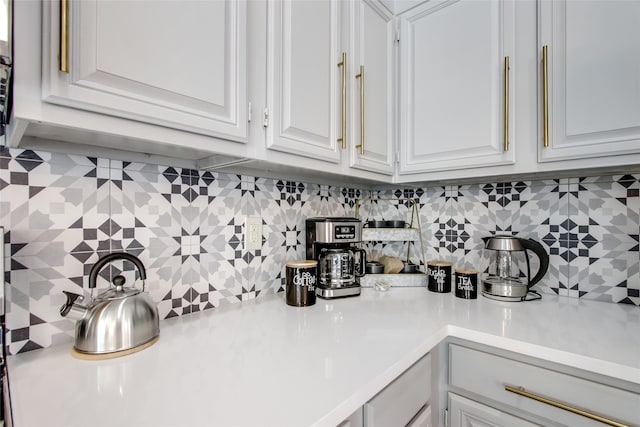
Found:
[60,252,160,355]
[481,235,549,301]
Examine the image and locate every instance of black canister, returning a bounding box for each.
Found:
[285,260,317,307]
[455,269,478,299]
[427,261,452,293]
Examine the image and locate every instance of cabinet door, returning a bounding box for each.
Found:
[364,354,431,427]
[349,0,395,175]
[337,407,364,427]
[448,393,537,427]
[408,404,432,427]
[398,0,515,174]
[266,0,342,163]
[538,0,640,162]
[42,0,248,142]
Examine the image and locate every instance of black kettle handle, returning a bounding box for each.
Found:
[88,252,147,290]
[519,238,549,287]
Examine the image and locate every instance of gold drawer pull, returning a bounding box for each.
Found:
[59,0,69,73]
[505,385,630,427]
[355,65,364,155]
[503,55,510,152]
[542,45,549,148]
[337,52,347,149]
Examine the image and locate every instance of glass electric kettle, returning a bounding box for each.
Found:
[480,235,549,301]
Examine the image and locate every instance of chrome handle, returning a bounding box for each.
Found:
[60,0,69,73]
[337,52,347,149]
[503,56,510,152]
[542,45,549,148]
[505,385,630,427]
[355,65,364,155]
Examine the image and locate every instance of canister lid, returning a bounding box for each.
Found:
[286,260,318,268]
[454,269,478,274]
[427,261,452,267]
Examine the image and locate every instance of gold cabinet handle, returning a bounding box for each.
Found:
[355,65,364,155]
[542,45,549,147]
[59,0,69,73]
[503,56,510,151]
[505,385,630,427]
[337,52,347,149]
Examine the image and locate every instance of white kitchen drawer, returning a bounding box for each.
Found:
[364,354,431,427]
[449,344,640,426]
[407,404,431,427]
[338,407,363,427]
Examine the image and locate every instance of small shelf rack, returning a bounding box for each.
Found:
[355,198,428,288]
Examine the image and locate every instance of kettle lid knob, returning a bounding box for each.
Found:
[112,275,126,289]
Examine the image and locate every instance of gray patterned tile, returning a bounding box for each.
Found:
[566,175,640,303]
[3,145,640,355]
[5,251,110,354]
[109,166,184,254]
[1,157,110,256]
[446,183,492,271]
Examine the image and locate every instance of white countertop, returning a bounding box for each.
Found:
[7,288,640,427]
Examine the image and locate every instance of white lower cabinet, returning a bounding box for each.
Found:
[448,343,640,427]
[407,404,431,427]
[364,354,431,427]
[448,393,536,427]
[338,407,364,427]
[337,353,432,427]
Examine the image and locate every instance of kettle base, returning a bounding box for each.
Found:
[481,292,527,302]
[71,335,159,360]
[481,279,529,299]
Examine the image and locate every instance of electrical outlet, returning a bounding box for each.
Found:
[245,215,262,250]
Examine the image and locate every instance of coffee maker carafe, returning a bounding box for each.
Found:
[319,247,365,288]
[306,217,365,299]
[481,235,549,301]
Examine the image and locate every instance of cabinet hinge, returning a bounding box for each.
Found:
[444,408,449,427]
[395,150,400,165]
[248,102,252,122]
[395,29,400,43]
[263,108,269,127]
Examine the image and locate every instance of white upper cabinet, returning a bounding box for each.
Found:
[266,0,342,163]
[538,0,640,162]
[42,0,248,142]
[398,0,516,174]
[348,0,395,175]
[265,0,394,178]
[12,0,640,182]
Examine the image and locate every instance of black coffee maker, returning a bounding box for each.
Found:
[306,217,365,299]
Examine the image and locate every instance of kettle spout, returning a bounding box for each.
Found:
[60,291,88,321]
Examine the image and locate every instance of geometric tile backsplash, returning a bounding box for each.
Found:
[1,147,639,354]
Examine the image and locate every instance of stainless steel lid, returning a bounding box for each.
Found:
[484,235,525,251]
